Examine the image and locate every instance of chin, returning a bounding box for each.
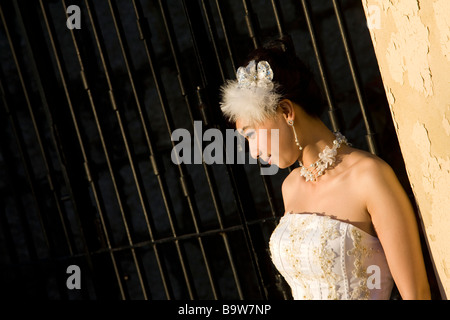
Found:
[275,160,289,169]
[276,158,298,169]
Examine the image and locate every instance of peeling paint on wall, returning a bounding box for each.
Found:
[386,86,395,107]
[385,0,433,96]
[433,0,450,62]
[443,260,450,279]
[363,0,378,45]
[362,0,450,298]
[412,122,450,208]
[385,86,399,130]
[412,121,450,289]
[443,114,450,136]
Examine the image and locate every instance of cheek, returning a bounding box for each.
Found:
[263,129,284,157]
[253,128,294,157]
[247,139,259,158]
[254,129,270,152]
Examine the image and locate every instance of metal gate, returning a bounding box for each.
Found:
[0,0,438,300]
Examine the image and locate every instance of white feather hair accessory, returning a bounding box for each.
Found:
[220,60,282,125]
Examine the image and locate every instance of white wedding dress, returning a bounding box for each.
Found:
[269,212,394,300]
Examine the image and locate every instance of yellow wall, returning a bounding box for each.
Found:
[361,0,450,298]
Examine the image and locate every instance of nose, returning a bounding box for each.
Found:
[248,139,261,160]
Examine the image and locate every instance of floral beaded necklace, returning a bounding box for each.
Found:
[298,132,350,182]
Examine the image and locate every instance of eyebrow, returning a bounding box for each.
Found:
[238,126,253,135]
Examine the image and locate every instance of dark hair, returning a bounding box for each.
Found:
[242,37,325,118]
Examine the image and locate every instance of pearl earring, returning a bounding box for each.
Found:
[288,120,303,151]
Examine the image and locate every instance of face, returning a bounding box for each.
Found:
[236,109,300,169]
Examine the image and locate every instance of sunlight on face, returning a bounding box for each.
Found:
[235,110,301,169]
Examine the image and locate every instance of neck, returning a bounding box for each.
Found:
[295,116,338,167]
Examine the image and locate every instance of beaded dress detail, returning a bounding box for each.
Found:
[269,213,394,300]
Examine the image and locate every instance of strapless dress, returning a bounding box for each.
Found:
[269,212,394,300]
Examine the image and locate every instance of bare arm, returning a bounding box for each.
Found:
[361,158,431,299]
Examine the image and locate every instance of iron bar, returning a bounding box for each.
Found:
[181,0,274,299]
[152,0,221,300]
[186,1,245,298]
[213,0,278,298]
[13,0,97,262]
[0,95,50,298]
[14,0,117,300]
[242,0,260,49]
[126,0,210,300]
[39,0,126,299]
[4,215,280,262]
[0,2,74,258]
[300,0,343,133]
[105,0,182,299]
[0,64,53,261]
[62,0,155,300]
[215,0,237,72]
[196,0,276,296]
[331,0,378,154]
[200,0,227,82]
[16,0,129,299]
[69,0,167,299]
[270,0,286,38]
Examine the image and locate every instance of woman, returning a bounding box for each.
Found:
[220,39,431,300]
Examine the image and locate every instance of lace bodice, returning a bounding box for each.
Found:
[269,213,394,300]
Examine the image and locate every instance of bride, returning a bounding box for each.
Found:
[220,38,430,300]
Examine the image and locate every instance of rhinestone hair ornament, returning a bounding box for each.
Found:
[237,60,274,89]
[220,60,282,125]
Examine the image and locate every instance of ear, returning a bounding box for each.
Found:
[278,99,295,122]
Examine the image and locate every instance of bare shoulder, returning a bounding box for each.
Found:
[345,147,395,181]
[345,147,404,210]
